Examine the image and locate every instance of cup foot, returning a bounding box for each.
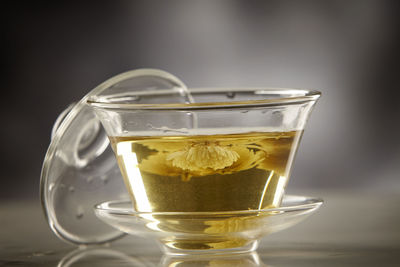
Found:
[160,239,259,255]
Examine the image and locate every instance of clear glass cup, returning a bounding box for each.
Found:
[87,87,320,254]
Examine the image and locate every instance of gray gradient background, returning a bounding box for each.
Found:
[2,0,399,200]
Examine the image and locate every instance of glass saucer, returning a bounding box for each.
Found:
[94,195,323,255]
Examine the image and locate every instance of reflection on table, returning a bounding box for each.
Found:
[58,247,269,267]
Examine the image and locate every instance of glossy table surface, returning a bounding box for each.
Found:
[1,190,399,266]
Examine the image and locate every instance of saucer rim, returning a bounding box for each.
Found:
[94,195,323,216]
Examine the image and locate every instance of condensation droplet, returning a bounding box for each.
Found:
[101,175,109,184]
[146,123,153,128]
[48,183,55,192]
[241,110,249,113]
[123,130,128,134]
[226,92,236,98]
[76,206,84,219]
[68,186,75,193]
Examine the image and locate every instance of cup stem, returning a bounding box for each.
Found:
[159,239,260,255]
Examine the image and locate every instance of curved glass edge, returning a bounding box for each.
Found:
[94,195,324,216]
[40,100,126,246]
[40,68,180,245]
[87,88,321,110]
[93,195,323,255]
[161,240,260,256]
[58,247,149,267]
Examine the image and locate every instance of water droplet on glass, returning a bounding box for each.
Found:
[226,92,236,98]
[146,123,153,128]
[262,110,269,114]
[241,110,249,113]
[158,126,170,133]
[185,112,198,128]
[48,183,55,192]
[123,130,128,134]
[68,186,75,193]
[76,206,84,219]
[101,175,109,184]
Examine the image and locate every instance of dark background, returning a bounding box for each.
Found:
[2,0,399,200]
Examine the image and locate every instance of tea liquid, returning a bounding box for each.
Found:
[110,131,302,213]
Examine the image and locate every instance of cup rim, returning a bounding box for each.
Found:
[87,88,321,111]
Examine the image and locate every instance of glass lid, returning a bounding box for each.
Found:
[40,69,189,245]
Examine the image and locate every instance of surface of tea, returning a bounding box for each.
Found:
[110,131,302,213]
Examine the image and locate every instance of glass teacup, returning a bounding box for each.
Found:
[40,69,321,253]
[88,88,319,214]
[87,85,320,252]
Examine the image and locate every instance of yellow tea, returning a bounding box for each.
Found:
[109,131,302,213]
